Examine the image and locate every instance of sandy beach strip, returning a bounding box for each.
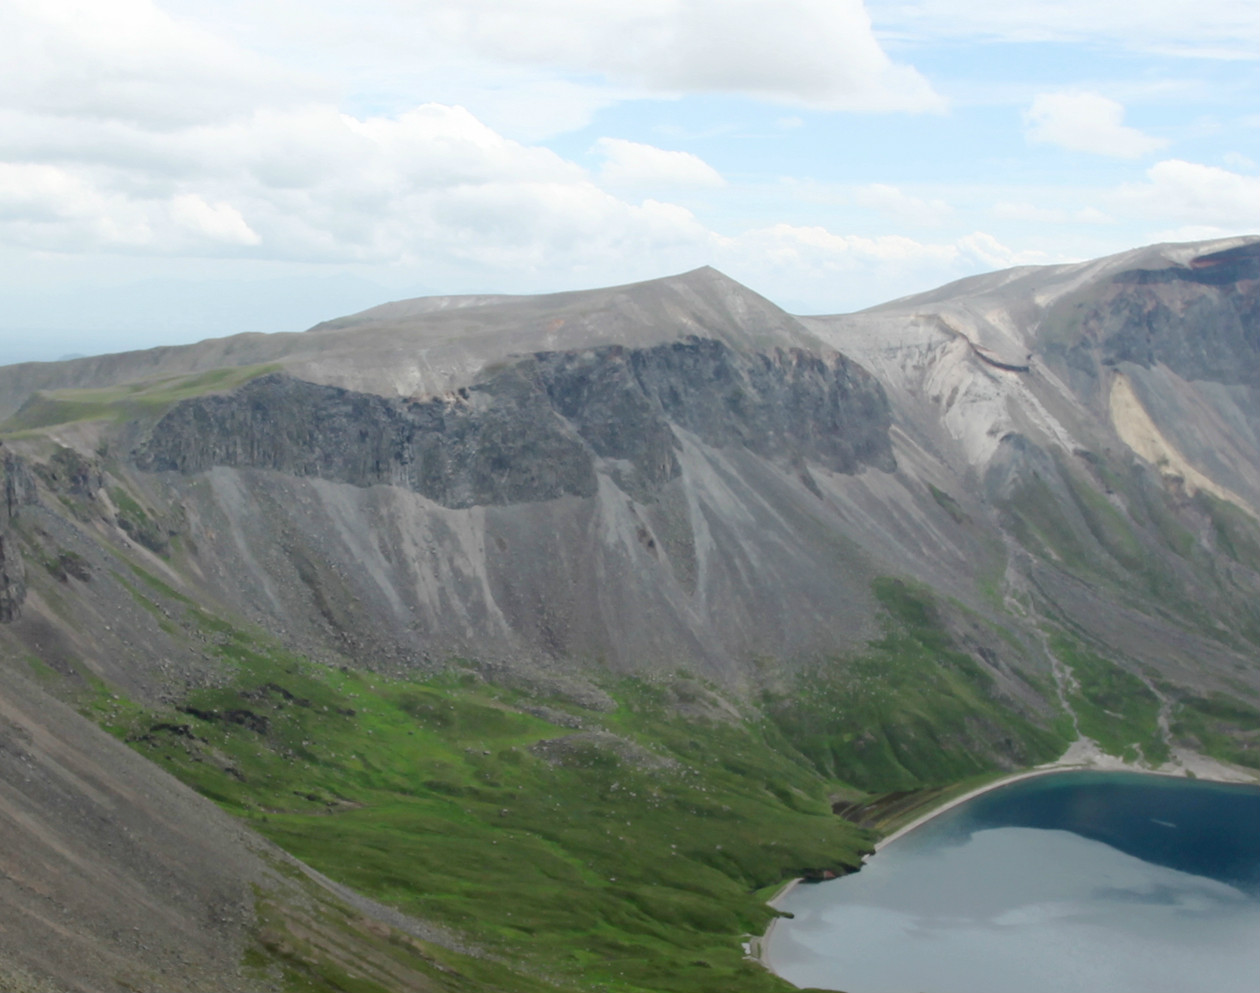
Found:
[743,877,801,962]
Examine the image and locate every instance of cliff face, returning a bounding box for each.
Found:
[3,241,1257,691]
[801,236,1260,705]
[114,336,895,677]
[135,337,894,509]
[1023,241,1260,422]
[1,239,1258,993]
[0,449,35,622]
[1091,241,1259,385]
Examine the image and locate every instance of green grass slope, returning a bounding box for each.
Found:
[80,597,872,993]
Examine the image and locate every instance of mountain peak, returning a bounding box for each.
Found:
[270,266,826,399]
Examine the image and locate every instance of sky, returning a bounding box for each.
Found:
[0,0,1257,365]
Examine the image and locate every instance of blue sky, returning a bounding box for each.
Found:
[0,0,1257,364]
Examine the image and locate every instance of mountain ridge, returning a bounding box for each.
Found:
[0,265,824,421]
[0,238,1257,993]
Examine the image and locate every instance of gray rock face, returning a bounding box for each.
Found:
[1,239,1259,993]
[0,536,21,623]
[0,266,830,421]
[1064,241,1259,387]
[2,449,36,527]
[2,238,1258,704]
[135,336,894,508]
[538,338,895,476]
[804,236,1260,708]
[136,369,600,508]
[0,450,35,622]
[0,663,264,992]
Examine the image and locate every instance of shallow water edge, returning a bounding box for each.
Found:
[748,742,1260,976]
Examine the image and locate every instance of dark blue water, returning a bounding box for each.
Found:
[919,771,1260,896]
[767,771,1260,993]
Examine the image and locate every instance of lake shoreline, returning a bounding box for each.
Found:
[747,740,1260,972]
[880,739,1260,852]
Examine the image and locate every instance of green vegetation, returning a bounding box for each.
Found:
[1002,457,1227,638]
[927,482,968,524]
[763,579,1066,791]
[1198,491,1260,572]
[974,540,1009,610]
[72,566,1192,993]
[1170,692,1260,770]
[1004,459,1151,584]
[32,546,92,583]
[82,595,873,993]
[109,486,169,553]
[246,877,570,993]
[0,363,280,435]
[1061,467,1143,570]
[1004,474,1094,571]
[1048,634,1168,764]
[829,769,1011,837]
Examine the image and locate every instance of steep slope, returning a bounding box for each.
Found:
[0,654,261,993]
[800,237,1260,692]
[1,271,908,682]
[4,243,1258,744]
[0,241,1257,992]
[0,452,553,993]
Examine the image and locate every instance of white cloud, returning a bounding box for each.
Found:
[170,194,259,245]
[0,0,306,128]
[1148,224,1242,243]
[1,0,1247,333]
[853,183,953,225]
[729,223,957,264]
[446,77,627,145]
[0,162,155,248]
[716,224,1051,276]
[595,138,725,189]
[0,0,950,287]
[343,106,584,188]
[956,231,1048,268]
[870,0,1260,59]
[0,163,94,223]
[705,224,1067,312]
[1117,159,1260,228]
[991,202,1113,224]
[187,0,943,116]
[0,97,637,263]
[427,0,943,111]
[708,224,953,311]
[1024,92,1167,158]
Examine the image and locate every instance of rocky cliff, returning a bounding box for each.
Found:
[0,448,35,621]
[135,338,893,507]
[0,238,1257,993]
[2,243,1256,687]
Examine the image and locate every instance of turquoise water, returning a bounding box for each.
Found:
[765,772,1260,993]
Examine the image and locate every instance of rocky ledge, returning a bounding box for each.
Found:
[135,336,894,507]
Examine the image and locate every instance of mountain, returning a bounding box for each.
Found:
[0,237,1257,992]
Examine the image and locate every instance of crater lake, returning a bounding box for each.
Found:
[765,770,1260,993]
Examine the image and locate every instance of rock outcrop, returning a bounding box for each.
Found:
[0,237,1258,993]
[0,448,35,622]
[135,337,894,508]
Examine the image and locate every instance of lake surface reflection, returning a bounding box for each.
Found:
[765,772,1260,993]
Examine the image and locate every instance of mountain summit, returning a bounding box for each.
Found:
[0,237,1257,992]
